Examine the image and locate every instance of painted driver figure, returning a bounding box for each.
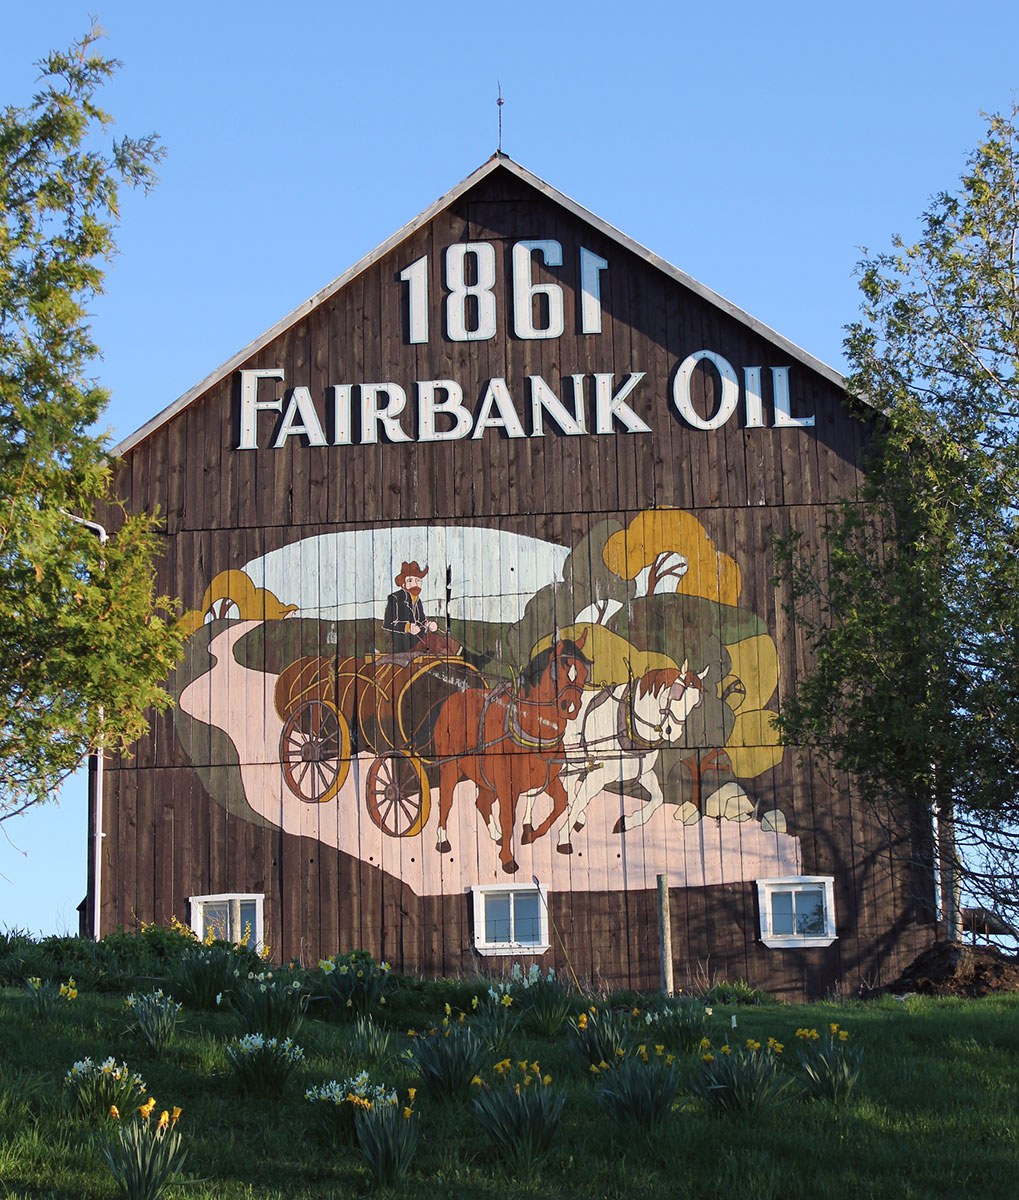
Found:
[382,561,438,654]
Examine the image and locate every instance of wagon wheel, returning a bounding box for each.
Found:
[365,752,431,837]
[279,700,351,804]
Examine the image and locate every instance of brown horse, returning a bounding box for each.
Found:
[431,634,590,874]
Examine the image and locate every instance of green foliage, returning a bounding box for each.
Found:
[313,950,392,1020]
[0,24,183,820]
[23,974,76,1017]
[570,1005,633,1067]
[229,970,307,1039]
[169,943,258,1011]
[305,1071,398,1143]
[126,990,181,1056]
[512,966,574,1036]
[354,1101,420,1187]
[469,988,521,1057]
[224,1034,304,1095]
[594,1054,679,1136]
[775,104,1019,925]
[64,1056,147,1121]
[351,1014,392,1064]
[407,1024,488,1102]
[702,979,774,1007]
[4,977,1019,1197]
[794,1023,864,1104]
[641,996,715,1051]
[690,1038,793,1119]
[100,1106,187,1200]
[472,1063,564,1178]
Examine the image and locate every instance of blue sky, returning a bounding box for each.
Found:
[3,0,1018,934]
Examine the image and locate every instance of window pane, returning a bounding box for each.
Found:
[771,891,794,935]
[485,894,512,944]
[795,889,826,936]
[202,901,229,942]
[239,900,258,945]
[513,891,541,944]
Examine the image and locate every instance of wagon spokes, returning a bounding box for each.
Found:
[366,751,431,838]
[279,699,351,804]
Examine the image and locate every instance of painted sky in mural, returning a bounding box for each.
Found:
[174,511,800,893]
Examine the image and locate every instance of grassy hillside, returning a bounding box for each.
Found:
[0,932,1017,1199]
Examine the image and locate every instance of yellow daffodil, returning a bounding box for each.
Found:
[139,1098,156,1120]
[171,1106,182,1124]
[542,1074,552,1086]
[157,1110,169,1130]
[471,1075,483,1087]
[403,1106,413,1120]
[109,1105,120,1120]
[407,1088,417,1102]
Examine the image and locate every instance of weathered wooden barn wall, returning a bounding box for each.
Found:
[100,158,935,996]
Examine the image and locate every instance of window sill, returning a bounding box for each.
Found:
[474,942,551,957]
[760,935,837,950]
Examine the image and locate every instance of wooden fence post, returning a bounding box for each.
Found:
[657,873,674,997]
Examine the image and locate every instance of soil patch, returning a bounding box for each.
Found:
[882,941,1019,997]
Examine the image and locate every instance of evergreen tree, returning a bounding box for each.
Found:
[0,25,183,820]
[777,105,1019,935]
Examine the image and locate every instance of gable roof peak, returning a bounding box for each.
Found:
[111,154,848,458]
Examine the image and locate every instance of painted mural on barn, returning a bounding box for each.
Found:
[172,510,800,893]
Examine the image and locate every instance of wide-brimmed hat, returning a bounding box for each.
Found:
[395,561,429,588]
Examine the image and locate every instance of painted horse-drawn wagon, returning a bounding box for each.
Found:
[274,632,592,872]
[274,636,485,838]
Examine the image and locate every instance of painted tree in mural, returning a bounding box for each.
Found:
[0,26,184,819]
[776,104,1019,932]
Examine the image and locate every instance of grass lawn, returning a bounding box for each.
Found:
[1,970,1017,1199]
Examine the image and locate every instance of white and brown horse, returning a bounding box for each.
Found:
[533,661,709,853]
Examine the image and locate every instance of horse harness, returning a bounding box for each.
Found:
[467,683,568,796]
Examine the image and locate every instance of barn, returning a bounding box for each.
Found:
[91,154,937,998]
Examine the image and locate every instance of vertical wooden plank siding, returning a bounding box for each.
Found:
[101,163,934,997]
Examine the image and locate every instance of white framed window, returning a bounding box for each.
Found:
[470,882,550,956]
[756,876,837,949]
[189,893,264,950]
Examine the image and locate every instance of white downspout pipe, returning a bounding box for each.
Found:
[62,511,108,941]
